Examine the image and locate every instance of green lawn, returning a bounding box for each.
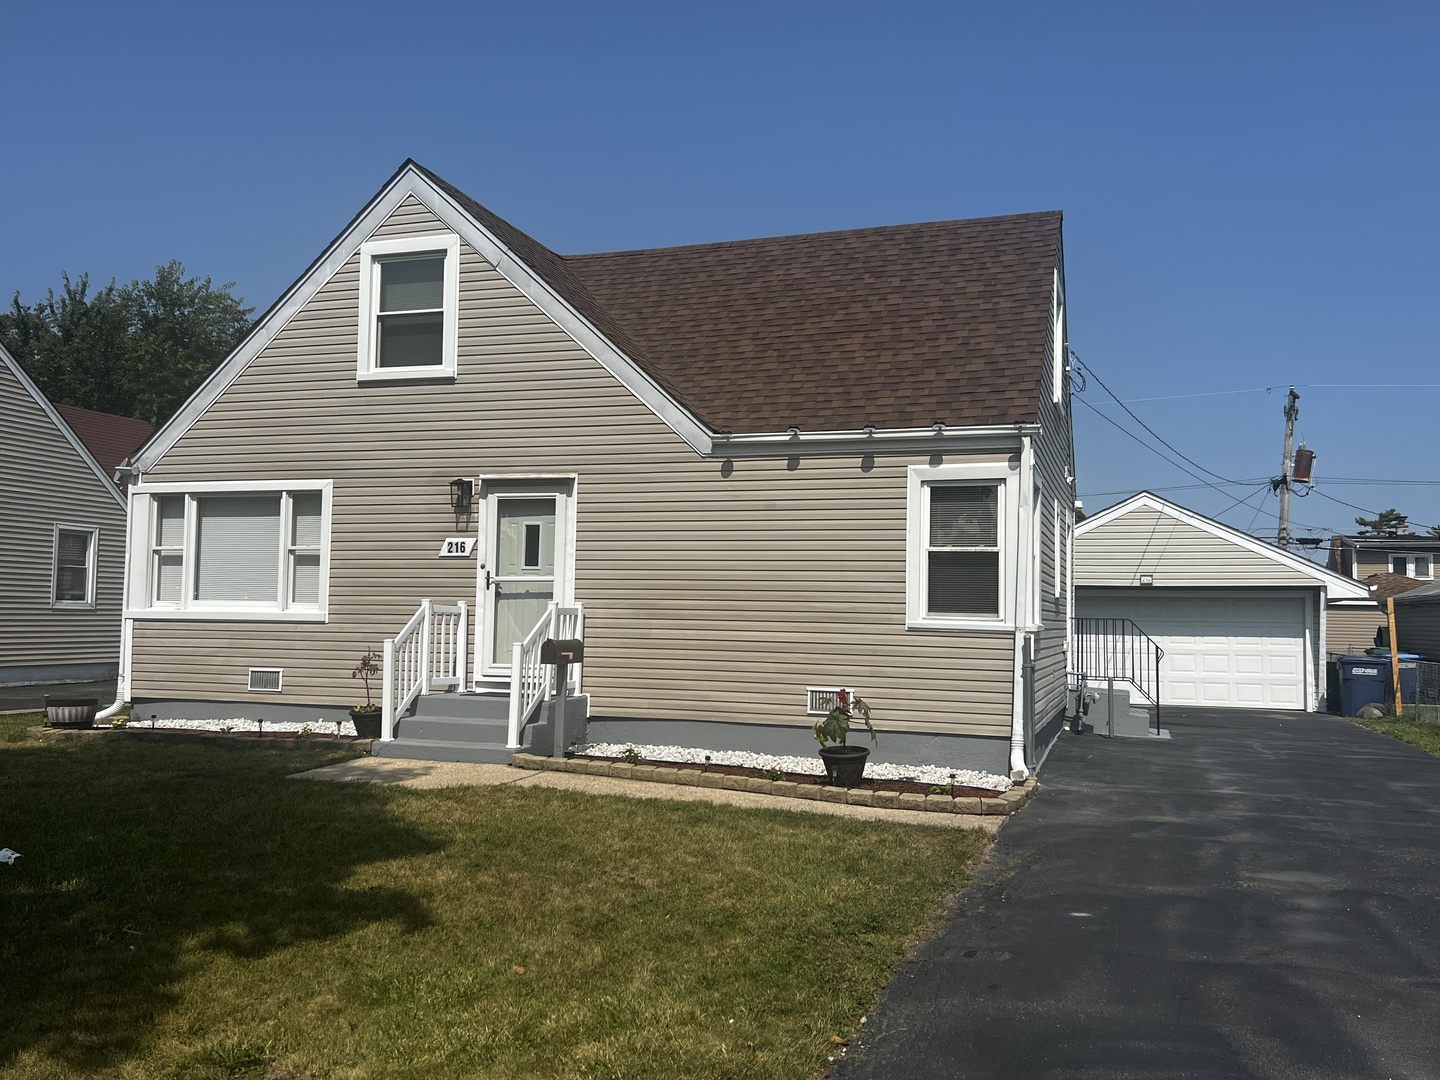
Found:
[0,713,989,1079]
[1354,707,1440,758]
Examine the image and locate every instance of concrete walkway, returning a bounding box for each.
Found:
[291,756,1005,832]
[834,708,1440,1080]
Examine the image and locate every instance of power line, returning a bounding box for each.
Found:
[1072,350,1243,484]
[1073,396,1262,499]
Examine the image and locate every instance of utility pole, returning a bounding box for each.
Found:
[1276,386,1300,549]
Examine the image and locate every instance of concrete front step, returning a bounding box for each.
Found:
[409,693,511,721]
[393,715,509,744]
[372,738,514,764]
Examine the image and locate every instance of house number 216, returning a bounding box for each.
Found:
[438,537,476,558]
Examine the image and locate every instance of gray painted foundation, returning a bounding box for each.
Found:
[1,662,118,687]
[584,716,1013,776]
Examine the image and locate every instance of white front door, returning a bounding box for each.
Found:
[477,482,573,678]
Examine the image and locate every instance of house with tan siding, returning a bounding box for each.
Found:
[0,344,131,686]
[118,161,1075,780]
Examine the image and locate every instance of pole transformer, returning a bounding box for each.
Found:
[1276,386,1300,549]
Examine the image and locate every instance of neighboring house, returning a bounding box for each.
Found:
[53,404,154,479]
[117,160,1075,779]
[1074,492,1369,711]
[1392,581,1440,660]
[0,344,131,686]
[1327,532,1440,581]
[1325,572,1427,656]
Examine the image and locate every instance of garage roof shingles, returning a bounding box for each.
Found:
[419,164,1061,435]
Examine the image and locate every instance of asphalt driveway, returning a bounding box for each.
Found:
[834,708,1440,1080]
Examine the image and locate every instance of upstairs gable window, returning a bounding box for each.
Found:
[357,233,460,381]
[1391,553,1434,579]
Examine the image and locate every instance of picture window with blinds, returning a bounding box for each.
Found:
[357,233,460,380]
[134,483,330,620]
[52,524,98,609]
[925,484,1001,618]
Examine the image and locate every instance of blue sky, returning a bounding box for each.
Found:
[5,1,1437,547]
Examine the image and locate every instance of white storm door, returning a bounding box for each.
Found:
[479,493,564,677]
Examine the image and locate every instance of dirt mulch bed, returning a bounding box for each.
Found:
[571,754,1002,798]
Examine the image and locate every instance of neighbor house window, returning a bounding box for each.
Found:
[129,482,331,620]
[52,524,98,609]
[357,233,460,381]
[907,463,1014,629]
[1391,554,1434,579]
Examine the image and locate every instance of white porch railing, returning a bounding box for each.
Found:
[381,600,468,742]
[506,602,584,749]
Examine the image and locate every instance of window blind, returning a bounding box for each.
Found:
[55,529,91,601]
[290,492,322,606]
[154,496,185,602]
[929,486,998,547]
[195,495,280,602]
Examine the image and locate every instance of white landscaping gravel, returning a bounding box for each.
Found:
[577,742,1011,791]
[120,717,359,737]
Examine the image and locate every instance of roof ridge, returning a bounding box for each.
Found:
[564,210,1063,262]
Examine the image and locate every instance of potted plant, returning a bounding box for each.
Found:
[350,647,383,738]
[812,689,875,787]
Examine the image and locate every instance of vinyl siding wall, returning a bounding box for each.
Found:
[133,197,1018,737]
[1076,506,1323,588]
[0,361,126,676]
[1394,599,1440,660]
[1326,604,1383,656]
[1028,267,1075,737]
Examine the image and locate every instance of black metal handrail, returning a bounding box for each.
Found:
[1073,618,1163,734]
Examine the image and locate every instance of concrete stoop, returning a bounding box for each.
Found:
[1081,684,1171,740]
[370,692,590,764]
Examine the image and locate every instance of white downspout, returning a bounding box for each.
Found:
[1010,435,1034,781]
[97,482,135,721]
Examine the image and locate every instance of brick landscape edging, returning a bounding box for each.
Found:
[511,753,1040,815]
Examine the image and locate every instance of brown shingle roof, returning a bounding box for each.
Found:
[416,163,1062,434]
[1362,572,1430,602]
[54,404,154,475]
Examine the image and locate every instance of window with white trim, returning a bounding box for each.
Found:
[357,233,460,380]
[52,524,98,609]
[1053,499,1063,597]
[1390,553,1434,579]
[131,483,331,620]
[906,462,1017,630]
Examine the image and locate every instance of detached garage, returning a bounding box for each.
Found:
[1075,493,1369,711]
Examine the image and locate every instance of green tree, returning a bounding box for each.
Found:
[0,262,253,427]
[1354,508,1408,536]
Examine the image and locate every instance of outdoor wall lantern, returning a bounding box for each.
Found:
[449,478,474,517]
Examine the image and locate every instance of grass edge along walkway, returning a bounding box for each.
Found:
[0,712,991,1080]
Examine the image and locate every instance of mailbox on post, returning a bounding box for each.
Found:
[539,638,584,757]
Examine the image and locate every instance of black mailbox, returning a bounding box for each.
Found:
[540,638,584,665]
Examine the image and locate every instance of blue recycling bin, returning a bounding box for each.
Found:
[1337,655,1389,716]
[1363,650,1421,704]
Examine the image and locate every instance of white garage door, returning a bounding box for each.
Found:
[1078,593,1308,710]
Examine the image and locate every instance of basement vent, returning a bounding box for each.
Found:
[248,668,283,693]
[807,687,854,716]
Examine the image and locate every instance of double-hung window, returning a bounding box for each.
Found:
[52,524,98,609]
[908,464,1014,629]
[1391,553,1434,579]
[357,233,460,380]
[130,482,331,620]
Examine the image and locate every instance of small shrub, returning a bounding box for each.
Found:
[765,767,787,782]
[296,724,314,740]
[620,745,644,765]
